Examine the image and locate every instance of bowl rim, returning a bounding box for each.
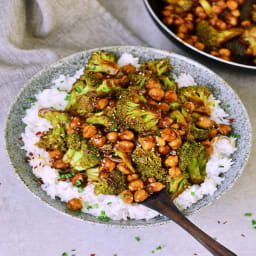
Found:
[5,45,252,228]
[143,0,256,70]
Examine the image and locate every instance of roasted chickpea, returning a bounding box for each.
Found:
[99,170,109,180]
[82,125,97,138]
[106,131,118,142]
[162,9,172,17]
[155,136,165,147]
[101,158,116,172]
[71,173,87,187]
[145,79,162,89]
[178,129,186,136]
[209,17,218,26]
[116,140,134,153]
[163,16,174,26]
[159,102,171,112]
[48,150,64,160]
[194,6,207,19]
[212,5,222,14]
[119,130,135,141]
[95,98,109,110]
[210,51,219,57]
[184,101,195,113]
[216,0,227,8]
[148,177,157,183]
[122,64,136,74]
[185,20,194,31]
[161,128,176,142]
[177,32,185,39]
[209,128,218,139]
[168,137,182,149]
[128,179,144,192]
[126,174,139,182]
[165,155,179,167]
[174,16,184,26]
[241,20,251,27]
[117,162,131,175]
[226,16,237,26]
[139,136,156,151]
[216,19,227,30]
[218,124,232,135]
[219,48,231,57]
[120,190,133,203]
[67,117,82,134]
[134,189,149,202]
[67,198,82,210]
[91,134,106,147]
[177,24,188,34]
[231,9,240,17]
[52,159,69,170]
[185,13,194,21]
[195,42,205,51]
[158,145,171,155]
[205,145,213,155]
[171,123,179,129]
[148,88,165,101]
[164,90,177,103]
[227,0,238,10]
[196,116,214,129]
[146,182,165,193]
[168,167,182,178]
[158,117,174,128]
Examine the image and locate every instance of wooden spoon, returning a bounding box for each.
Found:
[141,189,237,256]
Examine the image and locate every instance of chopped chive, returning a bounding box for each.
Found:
[212,104,215,107]
[64,95,70,101]
[60,80,64,83]
[97,216,105,220]
[171,77,175,81]
[101,210,106,216]
[23,106,28,110]
[152,250,155,254]
[110,127,115,131]
[93,203,98,208]
[141,114,147,119]
[24,123,27,126]
[40,89,44,92]
[32,103,36,106]
[226,104,230,108]
[252,220,256,225]
[221,156,225,159]
[245,213,252,217]
[72,249,76,252]
[191,192,195,196]
[71,254,76,256]
[121,194,126,199]
[156,132,161,137]
[104,216,111,222]
[156,245,162,250]
[107,202,112,205]
[50,106,54,109]
[62,253,67,256]
[77,68,80,71]
[76,180,82,186]
[78,190,83,193]
[213,237,217,241]
[75,87,82,93]
[102,86,108,91]
[218,165,224,168]
[254,227,256,230]
[57,87,61,91]
[86,205,92,210]
[135,236,140,242]
[113,254,117,256]
[90,66,96,70]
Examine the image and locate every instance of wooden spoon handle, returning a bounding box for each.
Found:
[144,192,237,256]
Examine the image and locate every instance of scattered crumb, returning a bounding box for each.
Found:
[241,234,245,237]
[223,221,228,224]
[217,220,221,224]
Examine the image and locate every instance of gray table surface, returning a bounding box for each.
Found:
[1,0,255,255]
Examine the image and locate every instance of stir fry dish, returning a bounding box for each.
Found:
[161,0,256,66]
[36,51,232,211]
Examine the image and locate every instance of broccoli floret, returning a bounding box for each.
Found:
[199,0,213,17]
[86,111,116,129]
[63,140,101,171]
[252,5,256,23]
[166,173,191,200]
[170,110,187,126]
[94,170,126,195]
[131,146,166,182]
[178,86,211,115]
[86,167,100,181]
[128,72,151,88]
[141,58,172,76]
[39,108,69,127]
[66,132,81,150]
[86,51,120,75]
[191,123,210,140]
[115,149,135,173]
[37,128,66,152]
[196,20,243,49]
[159,76,177,91]
[241,26,256,57]
[178,140,208,184]
[96,79,121,96]
[165,0,193,13]
[116,89,159,132]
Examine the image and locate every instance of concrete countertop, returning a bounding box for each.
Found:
[1,0,255,255]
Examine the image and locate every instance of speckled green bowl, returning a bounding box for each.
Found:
[5,46,252,227]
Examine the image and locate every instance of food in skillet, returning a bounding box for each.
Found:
[21,51,237,220]
[161,0,256,66]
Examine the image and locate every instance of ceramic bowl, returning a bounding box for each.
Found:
[144,0,256,70]
[5,46,252,227]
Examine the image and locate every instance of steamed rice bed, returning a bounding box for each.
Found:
[21,53,236,220]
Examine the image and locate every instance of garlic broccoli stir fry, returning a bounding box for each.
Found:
[36,51,232,211]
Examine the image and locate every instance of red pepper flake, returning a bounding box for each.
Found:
[35,131,42,136]
[34,166,38,169]
[241,234,245,237]
[39,179,44,184]
[25,157,31,162]
[29,152,33,156]
[90,254,96,256]
[229,118,234,123]
[223,221,228,224]
[83,149,89,154]
[193,253,198,256]
[18,137,23,141]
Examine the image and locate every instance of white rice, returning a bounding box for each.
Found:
[21,54,236,220]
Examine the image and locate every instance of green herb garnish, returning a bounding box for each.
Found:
[226,104,230,108]
[62,253,67,256]
[101,210,106,216]
[245,213,252,217]
[86,205,92,210]
[60,80,64,83]
[141,114,147,119]
[252,220,256,225]
[93,203,99,208]
[156,245,162,250]
[57,87,61,92]
[107,202,112,205]
[156,132,161,137]
[218,165,224,168]
[75,87,82,93]
[191,192,195,196]
[135,236,140,242]
[64,95,70,101]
